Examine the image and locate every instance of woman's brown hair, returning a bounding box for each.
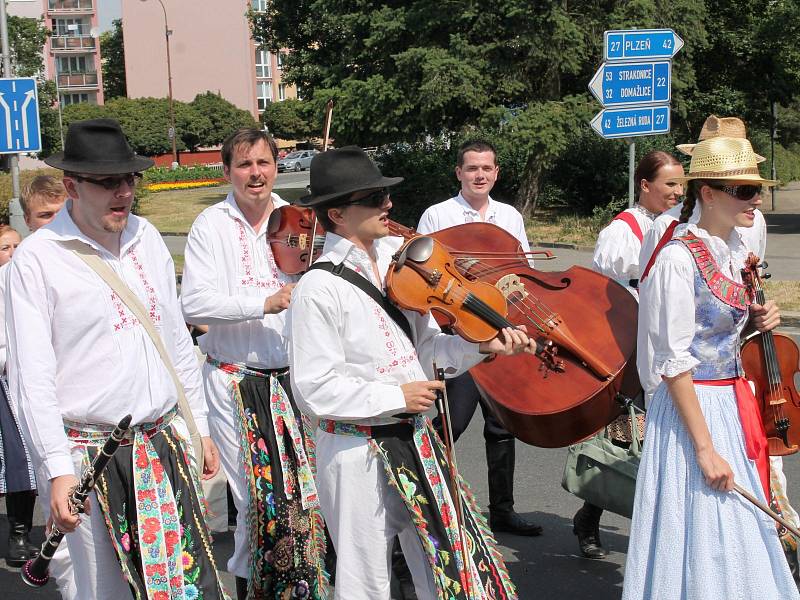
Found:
[634,151,682,198]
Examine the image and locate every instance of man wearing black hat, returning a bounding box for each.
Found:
[288,146,528,599]
[5,118,228,599]
[181,128,329,599]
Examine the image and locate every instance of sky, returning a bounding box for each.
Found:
[98,0,121,32]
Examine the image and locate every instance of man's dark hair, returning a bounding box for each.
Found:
[457,140,497,167]
[221,128,278,167]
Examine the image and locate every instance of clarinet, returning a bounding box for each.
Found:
[21,414,132,588]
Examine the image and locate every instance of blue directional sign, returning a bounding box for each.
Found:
[604,29,684,62]
[590,105,670,139]
[588,60,671,107]
[0,77,41,154]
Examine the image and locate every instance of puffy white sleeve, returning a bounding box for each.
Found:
[636,243,698,394]
[592,220,640,283]
[407,311,484,380]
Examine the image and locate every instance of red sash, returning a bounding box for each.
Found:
[612,211,643,242]
[694,377,769,499]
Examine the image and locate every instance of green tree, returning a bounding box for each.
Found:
[100,19,127,99]
[190,92,258,146]
[261,98,315,140]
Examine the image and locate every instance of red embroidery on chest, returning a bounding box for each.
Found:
[236,219,285,290]
[109,250,160,332]
[371,301,417,375]
[676,232,753,310]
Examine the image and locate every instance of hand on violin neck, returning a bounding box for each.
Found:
[264,283,296,314]
[479,325,534,356]
[749,300,780,333]
[401,380,443,413]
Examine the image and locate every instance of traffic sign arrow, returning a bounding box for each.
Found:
[590,105,671,139]
[0,78,41,154]
[588,60,671,107]
[604,29,684,61]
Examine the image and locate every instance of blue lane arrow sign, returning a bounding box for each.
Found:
[604,29,684,61]
[588,60,671,107]
[590,105,671,139]
[0,77,41,154]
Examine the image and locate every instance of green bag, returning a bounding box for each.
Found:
[561,405,643,519]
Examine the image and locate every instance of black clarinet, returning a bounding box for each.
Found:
[21,414,132,588]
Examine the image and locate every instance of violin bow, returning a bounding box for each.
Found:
[433,364,473,597]
[303,100,335,272]
[734,483,800,540]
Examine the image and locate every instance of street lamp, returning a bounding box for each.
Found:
[141,0,178,169]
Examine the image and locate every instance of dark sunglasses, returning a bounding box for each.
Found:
[706,182,762,201]
[72,173,143,190]
[344,188,389,208]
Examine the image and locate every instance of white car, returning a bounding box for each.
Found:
[277,150,318,172]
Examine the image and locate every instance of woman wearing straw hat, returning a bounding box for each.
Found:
[622,135,799,599]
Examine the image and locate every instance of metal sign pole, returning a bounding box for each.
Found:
[771,100,777,212]
[628,139,635,208]
[0,0,20,202]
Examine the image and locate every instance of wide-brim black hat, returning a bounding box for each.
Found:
[45,118,154,174]
[299,146,403,207]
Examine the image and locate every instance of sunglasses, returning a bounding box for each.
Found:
[72,173,143,191]
[706,183,762,201]
[344,188,389,208]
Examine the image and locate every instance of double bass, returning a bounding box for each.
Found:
[741,255,800,456]
[268,204,639,447]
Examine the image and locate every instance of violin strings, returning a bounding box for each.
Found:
[755,283,787,429]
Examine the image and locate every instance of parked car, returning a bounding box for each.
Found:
[277,150,318,172]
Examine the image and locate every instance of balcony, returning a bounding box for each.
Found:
[50,35,96,52]
[57,71,99,89]
[48,0,94,14]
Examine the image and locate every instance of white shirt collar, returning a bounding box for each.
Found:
[38,199,146,257]
[633,203,659,221]
[454,192,497,223]
[216,191,287,236]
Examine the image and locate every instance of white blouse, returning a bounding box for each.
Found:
[592,205,656,294]
[181,193,297,368]
[640,202,767,274]
[288,233,484,426]
[6,206,207,481]
[637,223,750,395]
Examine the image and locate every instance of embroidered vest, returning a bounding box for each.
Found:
[672,232,752,380]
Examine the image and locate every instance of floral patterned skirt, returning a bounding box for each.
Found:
[86,423,229,600]
[235,372,329,599]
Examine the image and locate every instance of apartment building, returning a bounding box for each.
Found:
[8,0,104,106]
[122,0,295,119]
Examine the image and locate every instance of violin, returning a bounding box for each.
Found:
[741,255,800,456]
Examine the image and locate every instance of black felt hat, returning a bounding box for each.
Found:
[44,118,154,174]
[298,146,403,207]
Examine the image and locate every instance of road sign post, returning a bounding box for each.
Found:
[588,28,682,206]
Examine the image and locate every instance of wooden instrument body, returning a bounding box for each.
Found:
[431,223,640,448]
[742,332,800,456]
[267,206,325,274]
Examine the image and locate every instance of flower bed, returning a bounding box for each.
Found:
[145,178,225,192]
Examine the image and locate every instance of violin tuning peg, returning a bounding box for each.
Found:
[760,261,769,269]
[763,272,772,280]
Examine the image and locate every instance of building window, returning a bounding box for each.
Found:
[52,18,87,36]
[57,55,88,73]
[277,52,286,69]
[60,93,92,105]
[255,49,271,79]
[257,81,272,111]
[251,0,267,11]
[278,84,286,101]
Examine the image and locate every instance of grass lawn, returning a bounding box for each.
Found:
[137,186,307,234]
[764,280,800,312]
[527,211,602,248]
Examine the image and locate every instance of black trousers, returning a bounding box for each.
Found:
[433,372,513,443]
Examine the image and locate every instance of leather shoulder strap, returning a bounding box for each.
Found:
[308,261,414,343]
[61,239,204,473]
[612,211,643,243]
